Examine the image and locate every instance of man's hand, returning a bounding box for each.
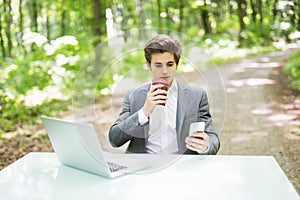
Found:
[185,131,209,153]
[142,84,168,117]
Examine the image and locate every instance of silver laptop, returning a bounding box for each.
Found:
[41,116,149,178]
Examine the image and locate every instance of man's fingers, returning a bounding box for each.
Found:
[191,132,208,140]
[149,84,161,92]
[153,89,168,96]
[148,87,168,98]
[186,143,206,153]
[185,136,205,146]
[185,134,209,153]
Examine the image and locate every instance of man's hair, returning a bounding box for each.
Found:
[144,34,182,65]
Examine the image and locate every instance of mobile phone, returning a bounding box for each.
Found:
[189,122,205,136]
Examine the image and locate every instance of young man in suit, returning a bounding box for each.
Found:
[109,34,220,154]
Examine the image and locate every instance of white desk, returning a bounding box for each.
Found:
[0,153,299,200]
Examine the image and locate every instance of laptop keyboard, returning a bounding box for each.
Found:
[107,162,127,172]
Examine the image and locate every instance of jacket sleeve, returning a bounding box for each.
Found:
[197,90,220,155]
[108,91,148,148]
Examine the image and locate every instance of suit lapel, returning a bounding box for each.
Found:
[176,81,189,135]
[133,84,150,111]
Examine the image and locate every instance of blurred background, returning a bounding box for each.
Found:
[1,1,300,190]
[1,0,300,132]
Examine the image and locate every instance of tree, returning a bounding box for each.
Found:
[157,0,162,30]
[298,0,300,30]
[60,3,67,36]
[93,0,106,44]
[18,0,24,48]
[272,0,279,23]
[27,0,38,32]
[293,0,300,30]
[136,0,146,40]
[249,0,257,22]
[3,0,13,57]
[178,0,184,33]
[0,11,6,59]
[237,0,247,46]
[257,0,263,24]
[45,7,50,40]
[249,0,263,24]
[200,1,212,35]
[0,0,299,61]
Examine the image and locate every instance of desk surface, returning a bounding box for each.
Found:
[0,153,299,200]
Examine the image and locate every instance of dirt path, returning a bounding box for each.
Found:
[1,48,300,193]
[215,49,300,192]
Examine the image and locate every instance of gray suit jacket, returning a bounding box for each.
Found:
[109,80,220,155]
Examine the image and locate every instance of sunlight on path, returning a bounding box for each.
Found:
[215,48,300,192]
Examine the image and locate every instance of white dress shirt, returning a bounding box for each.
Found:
[138,79,179,154]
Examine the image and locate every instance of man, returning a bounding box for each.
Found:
[109,34,220,155]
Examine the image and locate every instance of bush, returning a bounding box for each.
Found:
[0,33,146,134]
[0,34,83,134]
[245,22,273,46]
[284,51,300,91]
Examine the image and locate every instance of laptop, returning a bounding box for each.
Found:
[41,116,149,178]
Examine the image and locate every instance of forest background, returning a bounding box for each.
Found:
[1,0,300,137]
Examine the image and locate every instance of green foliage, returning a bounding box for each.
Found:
[2,0,300,135]
[0,97,70,134]
[121,50,151,82]
[284,51,300,91]
[291,128,300,135]
[0,34,85,133]
[244,22,273,46]
[95,48,148,96]
[186,26,202,38]
[216,15,240,35]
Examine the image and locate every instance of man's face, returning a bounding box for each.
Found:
[148,52,178,84]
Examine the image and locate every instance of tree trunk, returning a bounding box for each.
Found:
[157,0,162,31]
[3,0,13,57]
[257,0,263,24]
[18,0,23,48]
[272,0,278,23]
[27,0,38,32]
[136,0,146,40]
[228,0,233,17]
[200,1,212,35]
[298,0,300,30]
[178,0,184,33]
[166,7,172,35]
[0,12,6,59]
[194,9,202,29]
[237,0,247,31]
[290,1,297,28]
[46,11,50,40]
[237,0,247,46]
[93,0,105,44]
[249,0,257,22]
[26,0,38,51]
[92,0,106,80]
[60,9,66,36]
[211,0,219,33]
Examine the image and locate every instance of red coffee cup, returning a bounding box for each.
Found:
[152,80,169,106]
